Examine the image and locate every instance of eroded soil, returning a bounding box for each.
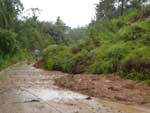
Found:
[0,63,149,113]
[55,74,150,107]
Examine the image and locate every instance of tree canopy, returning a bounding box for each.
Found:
[96,0,148,20]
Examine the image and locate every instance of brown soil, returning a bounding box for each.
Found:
[55,74,150,107]
[32,60,43,68]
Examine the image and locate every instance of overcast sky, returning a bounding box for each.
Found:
[20,0,99,28]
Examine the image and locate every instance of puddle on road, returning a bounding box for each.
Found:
[20,88,88,102]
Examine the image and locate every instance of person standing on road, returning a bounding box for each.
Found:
[34,49,40,61]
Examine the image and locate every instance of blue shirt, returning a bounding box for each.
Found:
[34,49,40,56]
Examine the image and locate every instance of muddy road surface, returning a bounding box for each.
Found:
[0,63,149,113]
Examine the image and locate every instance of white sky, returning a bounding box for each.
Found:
[20,0,100,28]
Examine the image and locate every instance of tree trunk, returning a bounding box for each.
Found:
[121,0,125,16]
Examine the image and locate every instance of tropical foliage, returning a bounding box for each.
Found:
[42,3,150,82]
[0,0,150,83]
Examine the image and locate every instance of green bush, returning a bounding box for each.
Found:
[118,25,145,41]
[89,60,114,74]
[121,9,140,22]
[42,45,94,73]
[0,49,33,70]
[116,15,150,42]
[42,9,150,82]
[72,49,93,73]
[121,47,150,80]
[142,5,150,18]
[111,9,140,28]
[0,29,18,54]
[143,34,150,45]
[43,45,74,73]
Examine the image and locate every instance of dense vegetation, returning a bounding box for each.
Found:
[42,0,150,82]
[0,0,74,69]
[0,0,150,83]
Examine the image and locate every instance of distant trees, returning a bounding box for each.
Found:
[0,0,76,54]
[18,17,53,50]
[26,8,42,20]
[0,0,88,55]
[96,0,148,20]
[119,0,148,16]
[67,27,87,43]
[42,1,150,81]
[40,16,72,45]
[96,0,118,20]
[52,16,70,44]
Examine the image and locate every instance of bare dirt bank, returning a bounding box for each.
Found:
[55,74,150,107]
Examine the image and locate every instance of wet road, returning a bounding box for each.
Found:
[0,63,149,113]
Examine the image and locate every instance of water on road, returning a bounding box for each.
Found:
[0,63,149,113]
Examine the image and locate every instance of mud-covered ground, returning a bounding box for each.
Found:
[0,63,150,113]
[55,74,150,107]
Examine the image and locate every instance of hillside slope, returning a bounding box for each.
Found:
[42,8,150,83]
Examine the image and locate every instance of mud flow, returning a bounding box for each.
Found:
[0,63,149,113]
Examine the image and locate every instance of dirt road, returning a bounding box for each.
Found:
[0,63,149,113]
